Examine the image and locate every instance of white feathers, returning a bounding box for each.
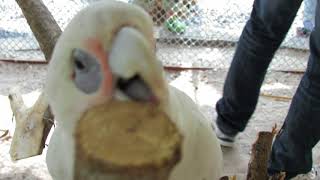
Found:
[166,86,223,180]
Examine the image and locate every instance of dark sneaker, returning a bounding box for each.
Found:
[269,165,320,180]
[293,165,320,180]
[212,120,236,147]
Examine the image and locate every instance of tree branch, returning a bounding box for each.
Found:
[15,0,62,61]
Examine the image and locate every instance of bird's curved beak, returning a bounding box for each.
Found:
[108,27,159,103]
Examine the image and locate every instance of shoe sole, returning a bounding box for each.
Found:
[212,121,235,148]
[217,138,234,148]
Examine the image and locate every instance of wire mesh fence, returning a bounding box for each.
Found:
[0,0,312,67]
[0,0,314,95]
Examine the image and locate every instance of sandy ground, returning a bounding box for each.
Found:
[1,45,319,179]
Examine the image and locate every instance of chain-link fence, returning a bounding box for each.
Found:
[0,0,314,96]
[0,1,312,59]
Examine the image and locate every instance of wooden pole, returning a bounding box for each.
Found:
[246,125,286,180]
[15,0,62,61]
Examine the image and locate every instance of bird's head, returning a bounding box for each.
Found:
[45,1,168,129]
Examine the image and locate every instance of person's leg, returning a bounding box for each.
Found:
[297,0,317,37]
[303,0,316,31]
[268,1,320,178]
[215,0,303,137]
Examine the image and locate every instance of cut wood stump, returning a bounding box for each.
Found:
[246,124,286,180]
[74,101,183,180]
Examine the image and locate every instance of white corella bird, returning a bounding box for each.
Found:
[45,1,223,180]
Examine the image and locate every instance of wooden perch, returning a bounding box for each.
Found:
[9,89,49,160]
[15,0,61,61]
[74,101,182,179]
[9,0,62,160]
[246,125,285,180]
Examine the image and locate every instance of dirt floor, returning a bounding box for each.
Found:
[1,53,319,179]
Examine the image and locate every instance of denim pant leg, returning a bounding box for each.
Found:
[303,0,317,30]
[216,0,303,135]
[268,1,320,177]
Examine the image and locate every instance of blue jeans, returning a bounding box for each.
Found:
[304,0,317,30]
[215,0,320,178]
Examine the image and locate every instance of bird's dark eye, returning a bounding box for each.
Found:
[71,48,103,94]
[72,49,89,72]
[75,58,85,70]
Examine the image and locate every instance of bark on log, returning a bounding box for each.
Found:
[15,0,62,61]
[246,125,284,180]
[269,172,286,180]
[9,0,61,160]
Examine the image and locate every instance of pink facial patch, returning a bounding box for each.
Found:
[85,38,113,97]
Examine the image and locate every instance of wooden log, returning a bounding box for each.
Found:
[246,125,280,180]
[9,89,49,160]
[74,101,182,180]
